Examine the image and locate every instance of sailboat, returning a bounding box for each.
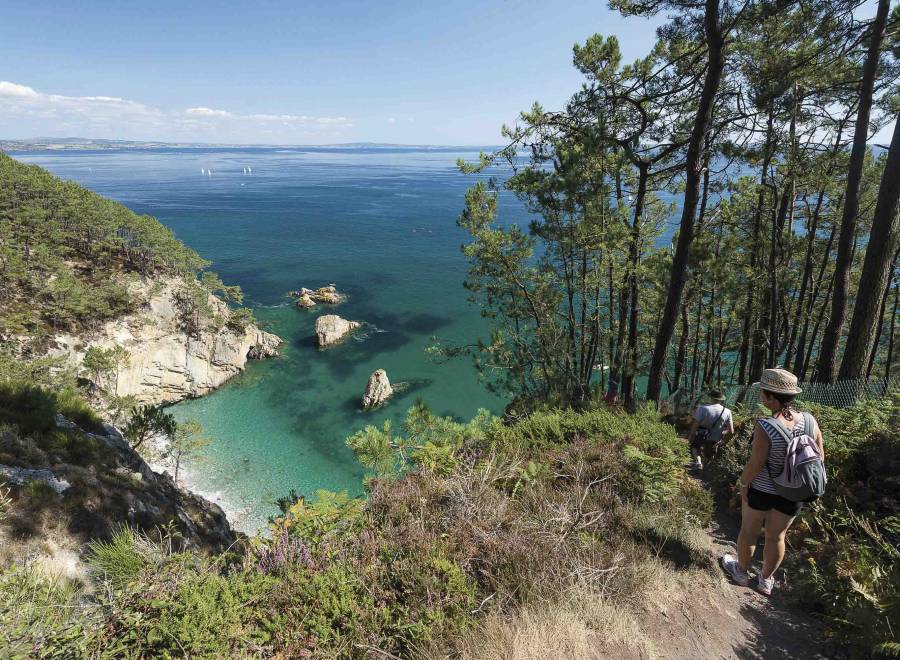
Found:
[201,168,205,175]
[247,166,252,174]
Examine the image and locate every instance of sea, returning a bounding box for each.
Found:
[16,146,538,532]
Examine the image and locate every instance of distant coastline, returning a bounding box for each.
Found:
[1,137,502,152]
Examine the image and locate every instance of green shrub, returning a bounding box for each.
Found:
[132,568,277,657]
[56,386,105,433]
[39,429,108,467]
[0,379,102,439]
[791,424,900,656]
[225,307,256,333]
[87,526,156,590]
[0,403,714,658]
[273,489,365,550]
[489,404,680,458]
[622,444,680,504]
[347,402,495,479]
[21,479,59,508]
[0,381,57,435]
[0,567,92,658]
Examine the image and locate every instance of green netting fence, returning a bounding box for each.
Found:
[725,376,899,409]
[663,376,898,416]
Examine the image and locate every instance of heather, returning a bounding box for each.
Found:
[0,403,714,658]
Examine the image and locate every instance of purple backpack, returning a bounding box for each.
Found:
[765,412,827,502]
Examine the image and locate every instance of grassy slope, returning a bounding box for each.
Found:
[3,396,896,658]
[1,405,718,658]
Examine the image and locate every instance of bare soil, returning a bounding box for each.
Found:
[625,471,838,659]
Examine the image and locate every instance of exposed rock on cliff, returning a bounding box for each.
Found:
[47,278,282,406]
[362,369,393,409]
[0,416,236,557]
[315,314,361,347]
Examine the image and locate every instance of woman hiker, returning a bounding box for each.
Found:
[720,368,825,596]
[687,389,734,469]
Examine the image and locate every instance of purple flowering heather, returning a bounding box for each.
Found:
[256,530,312,574]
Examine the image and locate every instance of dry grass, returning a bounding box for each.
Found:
[442,554,722,660]
[368,429,717,660]
[441,587,656,660]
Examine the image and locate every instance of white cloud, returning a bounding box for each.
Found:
[0,81,39,97]
[387,116,396,124]
[185,107,235,118]
[0,80,352,142]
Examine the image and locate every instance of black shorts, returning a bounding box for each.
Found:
[747,487,803,517]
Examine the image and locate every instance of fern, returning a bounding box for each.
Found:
[874,641,900,658]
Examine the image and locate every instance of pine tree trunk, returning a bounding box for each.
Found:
[866,267,893,379]
[815,0,891,383]
[793,222,838,375]
[690,277,704,397]
[838,115,900,379]
[674,303,690,394]
[785,190,825,368]
[607,263,622,398]
[645,0,725,402]
[748,111,777,382]
[886,278,898,380]
[623,164,648,411]
[607,171,627,400]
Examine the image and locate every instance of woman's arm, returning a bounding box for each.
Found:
[739,424,769,502]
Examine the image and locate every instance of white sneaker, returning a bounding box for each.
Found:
[720,554,749,586]
[692,456,703,469]
[757,573,775,596]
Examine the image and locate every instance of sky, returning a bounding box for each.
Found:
[0,0,662,145]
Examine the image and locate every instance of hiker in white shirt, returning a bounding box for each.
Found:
[687,389,734,469]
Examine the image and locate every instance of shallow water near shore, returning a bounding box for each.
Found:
[18,146,531,531]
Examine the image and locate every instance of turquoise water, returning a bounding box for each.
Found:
[17,147,531,531]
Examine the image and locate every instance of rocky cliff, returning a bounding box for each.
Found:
[0,414,236,580]
[46,278,282,406]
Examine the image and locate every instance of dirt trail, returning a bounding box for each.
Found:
[637,472,836,659]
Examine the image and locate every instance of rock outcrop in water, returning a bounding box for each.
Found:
[362,369,393,409]
[291,284,345,309]
[295,292,317,309]
[47,277,282,406]
[315,314,361,347]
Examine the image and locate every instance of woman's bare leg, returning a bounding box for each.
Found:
[738,501,766,572]
[761,509,794,578]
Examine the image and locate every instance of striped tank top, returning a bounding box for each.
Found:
[751,415,808,495]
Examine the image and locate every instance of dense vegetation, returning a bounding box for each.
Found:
[446,1,900,408]
[1,394,896,657]
[1,402,714,658]
[0,152,245,344]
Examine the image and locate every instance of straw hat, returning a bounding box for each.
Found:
[754,368,802,395]
[708,389,726,402]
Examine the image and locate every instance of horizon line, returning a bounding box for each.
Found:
[1,136,504,150]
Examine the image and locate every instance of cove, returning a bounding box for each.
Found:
[17,146,528,531]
